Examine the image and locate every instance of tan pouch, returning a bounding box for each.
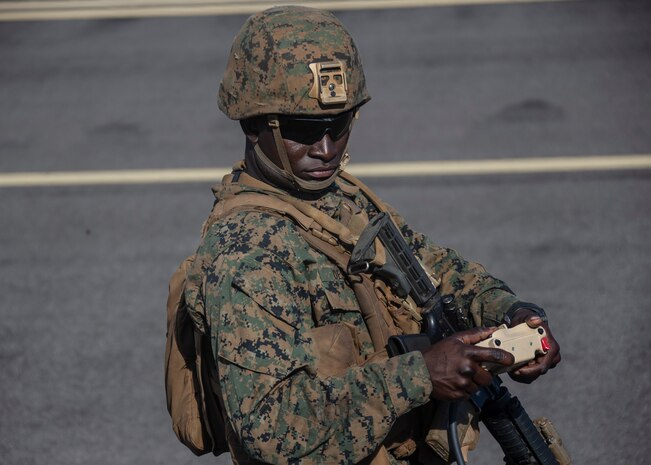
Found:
[364,446,393,465]
[374,279,421,335]
[165,257,213,455]
[307,323,361,377]
[425,400,480,463]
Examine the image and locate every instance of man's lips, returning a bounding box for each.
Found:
[304,166,337,179]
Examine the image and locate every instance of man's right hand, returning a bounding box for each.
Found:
[421,327,515,401]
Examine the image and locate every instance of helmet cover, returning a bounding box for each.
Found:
[218,6,371,119]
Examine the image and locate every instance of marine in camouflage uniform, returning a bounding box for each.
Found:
[187,6,561,464]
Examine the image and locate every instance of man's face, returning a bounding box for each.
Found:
[251,112,353,182]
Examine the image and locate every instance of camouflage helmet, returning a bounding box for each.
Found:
[218,6,371,119]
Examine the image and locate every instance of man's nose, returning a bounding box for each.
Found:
[308,133,337,161]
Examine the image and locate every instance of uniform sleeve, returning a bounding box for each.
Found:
[386,207,521,326]
[199,213,432,464]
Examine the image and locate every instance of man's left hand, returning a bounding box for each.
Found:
[507,308,561,384]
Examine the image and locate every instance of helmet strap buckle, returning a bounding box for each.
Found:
[267,116,294,177]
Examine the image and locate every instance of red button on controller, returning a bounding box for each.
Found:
[541,337,551,352]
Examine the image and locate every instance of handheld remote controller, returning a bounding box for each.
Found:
[475,323,551,374]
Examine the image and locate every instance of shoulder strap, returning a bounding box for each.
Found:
[338,171,389,213]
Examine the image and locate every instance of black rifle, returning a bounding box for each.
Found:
[348,212,561,465]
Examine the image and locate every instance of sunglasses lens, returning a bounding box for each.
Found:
[329,113,354,139]
[279,120,326,145]
[279,112,353,145]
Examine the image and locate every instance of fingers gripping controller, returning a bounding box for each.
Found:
[475,323,549,374]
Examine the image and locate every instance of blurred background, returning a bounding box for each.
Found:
[1,0,650,464]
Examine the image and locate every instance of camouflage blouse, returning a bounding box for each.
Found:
[189,175,521,464]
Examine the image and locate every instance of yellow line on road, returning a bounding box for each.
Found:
[348,155,651,177]
[0,0,574,22]
[1,155,649,188]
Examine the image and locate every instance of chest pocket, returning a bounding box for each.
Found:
[312,266,358,319]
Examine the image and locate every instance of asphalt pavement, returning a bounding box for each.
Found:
[1,1,650,464]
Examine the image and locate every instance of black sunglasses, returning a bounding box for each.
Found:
[277,111,354,145]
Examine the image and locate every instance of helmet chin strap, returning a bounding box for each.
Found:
[251,115,351,193]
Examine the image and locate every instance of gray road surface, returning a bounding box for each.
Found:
[1,1,650,464]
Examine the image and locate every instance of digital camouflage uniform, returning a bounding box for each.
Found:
[185,174,521,465]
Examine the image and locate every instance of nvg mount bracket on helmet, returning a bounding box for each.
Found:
[309,61,348,105]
